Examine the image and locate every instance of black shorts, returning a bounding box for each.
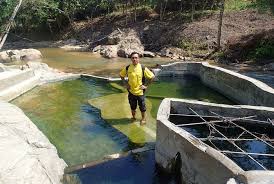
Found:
[128,92,146,112]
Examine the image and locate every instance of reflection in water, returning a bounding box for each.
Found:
[64,150,178,184]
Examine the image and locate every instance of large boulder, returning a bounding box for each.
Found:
[160,47,187,59]
[107,30,123,45]
[0,49,42,63]
[7,50,21,61]
[92,29,145,58]
[0,101,67,184]
[20,49,42,61]
[117,29,144,57]
[0,51,10,63]
[102,45,118,59]
[143,51,156,58]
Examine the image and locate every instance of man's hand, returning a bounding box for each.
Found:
[139,85,147,90]
[125,83,130,90]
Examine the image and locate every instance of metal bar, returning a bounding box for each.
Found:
[239,118,272,124]
[221,150,274,157]
[188,107,267,170]
[171,113,271,124]
[175,120,223,127]
[199,137,274,142]
[210,111,274,152]
[170,113,221,118]
[237,131,246,139]
[175,115,257,127]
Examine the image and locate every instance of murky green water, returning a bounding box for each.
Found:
[12,76,234,166]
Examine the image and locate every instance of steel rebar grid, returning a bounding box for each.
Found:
[220,150,274,157]
[188,107,267,170]
[209,111,274,152]
[199,137,274,142]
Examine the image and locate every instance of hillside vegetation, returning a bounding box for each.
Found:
[1,0,274,63]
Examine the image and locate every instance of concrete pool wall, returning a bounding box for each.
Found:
[0,63,80,184]
[156,98,274,184]
[155,62,274,107]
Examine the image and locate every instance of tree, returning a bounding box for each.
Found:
[0,0,22,50]
[217,0,225,50]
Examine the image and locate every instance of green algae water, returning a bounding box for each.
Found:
[12,78,130,166]
[12,76,234,167]
[147,75,234,118]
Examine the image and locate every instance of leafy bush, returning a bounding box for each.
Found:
[248,40,274,60]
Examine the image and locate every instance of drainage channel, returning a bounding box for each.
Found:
[63,145,180,184]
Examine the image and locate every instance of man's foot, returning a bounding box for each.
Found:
[131,117,136,121]
[140,119,146,125]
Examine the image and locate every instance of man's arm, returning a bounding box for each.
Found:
[120,67,130,90]
[120,75,130,90]
[140,67,155,90]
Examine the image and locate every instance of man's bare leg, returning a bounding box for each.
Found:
[140,111,146,125]
[131,110,136,120]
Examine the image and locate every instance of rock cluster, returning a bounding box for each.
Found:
[92,29,146,58]
[0,48,42,63]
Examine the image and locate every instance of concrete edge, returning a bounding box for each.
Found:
[157,98,244,174]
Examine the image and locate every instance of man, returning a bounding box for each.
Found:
[120,52,155,125]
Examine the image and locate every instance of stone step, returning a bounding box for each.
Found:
[0,75,40,101]
[0,69,35,91]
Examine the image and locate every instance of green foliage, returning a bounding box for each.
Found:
[225,0,253,11]
[248,40,274,60]
[0,0,17,32]
[225,0,274,13]
[253,0,274,13]
[16,0,59,31]
[177,40,207,51]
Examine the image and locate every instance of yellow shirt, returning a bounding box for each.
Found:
[120,63,155,96]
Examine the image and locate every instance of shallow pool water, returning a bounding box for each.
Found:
[64,150,178,184]
[39,48,174,77]
[12,76,234,167]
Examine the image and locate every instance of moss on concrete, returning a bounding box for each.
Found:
[88,93,156,144]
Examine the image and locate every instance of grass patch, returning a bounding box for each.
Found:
[225,0,274,14]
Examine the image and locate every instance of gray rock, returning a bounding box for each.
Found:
[92,45,102,53]
[20,49,42,61]
[143,51,155,58]
[0,51,10,63]
[0,49,42,63]
[94,29,145,58]
[103,45,118,58]
[0,101,67,184]
[263,63,274,71]
[107,30,123,45]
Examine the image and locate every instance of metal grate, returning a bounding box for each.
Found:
[170,108,274,171]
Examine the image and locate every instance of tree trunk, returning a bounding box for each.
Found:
[134,0,137,22]
[191,0,195,22]
[0,0,23,50]
[217,0,225,50]
[180,0,183,12]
